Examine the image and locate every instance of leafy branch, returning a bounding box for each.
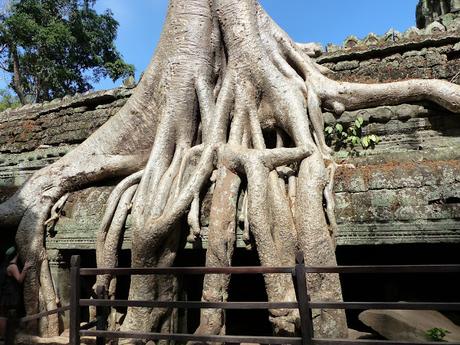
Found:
[325,116,380,156]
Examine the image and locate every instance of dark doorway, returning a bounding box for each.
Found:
[174,248,206,333]
[336,243,460,331]
[226,248,272,336]
[175,248,273,336]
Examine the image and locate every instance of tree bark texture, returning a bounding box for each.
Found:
[1,0,460,341]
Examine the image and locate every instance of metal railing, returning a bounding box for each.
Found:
[68,251,460,345]
[1,305,69,345]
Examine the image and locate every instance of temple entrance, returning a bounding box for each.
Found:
[175,248,273,335]
[226,249,272,336]
[337,243,460,331]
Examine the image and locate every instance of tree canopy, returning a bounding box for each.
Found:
[0,0,134,104]
[0,87,19,111]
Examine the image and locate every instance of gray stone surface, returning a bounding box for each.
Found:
[329,103,460,246]
[348,329,374,340]
[0,22,459,250]
[0,88,132,202]
[41,101,460,250]
[359,309,460,342]
[318,33,460,84]
[416,0,460,30]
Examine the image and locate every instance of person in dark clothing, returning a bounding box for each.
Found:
[0,247,32,337]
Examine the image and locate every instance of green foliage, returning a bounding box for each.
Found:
[0,88,20,111]
[325,116,380,156]
[0,0,134,103]
[426,327,450,342]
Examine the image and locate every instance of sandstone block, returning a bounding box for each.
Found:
[359,309,460,342]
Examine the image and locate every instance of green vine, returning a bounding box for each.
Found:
[325,116,380,156]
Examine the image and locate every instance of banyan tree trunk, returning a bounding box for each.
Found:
[1,0,460,340]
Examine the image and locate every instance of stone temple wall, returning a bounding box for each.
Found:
[0,88,132,202]
[416,0,460,29]
[0,25,460,252]
[317,22,460,246]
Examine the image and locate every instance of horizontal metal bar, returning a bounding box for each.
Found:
[80,330,302,345]
[19,305,70,323]
[79,264,460,276]
[79,299,460,311]
[80,299,299,309]
[80,266,294,275]
[305,264,460,274]
[312,338,460,345]
[309,302,460,311]
[80,319,98,330]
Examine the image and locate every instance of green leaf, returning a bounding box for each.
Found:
[0,0,133,102]
[368,134,378,143]
[426,327,450,342]
[335,123,343,133]
[0,89,20,111]
[362,136,370,148]
[325,126,333,134]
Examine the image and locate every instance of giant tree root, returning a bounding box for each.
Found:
[2,0,460,341]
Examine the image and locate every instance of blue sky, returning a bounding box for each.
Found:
[1,0,420,92]
[93,0,419,90]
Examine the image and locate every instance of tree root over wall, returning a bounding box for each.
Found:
[1,0,459,341]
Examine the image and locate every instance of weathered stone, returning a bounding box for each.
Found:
[368,106,394,122]
[343,35,360,49]
[318,30,460,84]
[334,158,460,245]
[417,0,460,29]
[404,27,423,39]
[425,51,447,66]
[446,17,460,30]
[383,29,401,43]
[405,55,427,68]
[334,60,360,71]
[326,43,341,53]
[359,58,381,68]
[359,309,460,342]
[348,329,374,340]
[48,186,115,250]
[425,21,447,34]
[0,20,459,252]
[363,33,380,47]
[382,53,402,63]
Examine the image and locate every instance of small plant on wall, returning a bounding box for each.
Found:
[426,327,450,342]
[325,116,380,156]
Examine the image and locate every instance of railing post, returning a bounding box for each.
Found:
[70,255,81,345]
[96,285,108,345]
[5,309,17,345]
[292,251,314,345]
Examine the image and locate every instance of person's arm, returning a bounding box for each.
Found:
[7,261,32,283]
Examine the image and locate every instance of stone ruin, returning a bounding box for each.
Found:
[0,0,459,332]
[416,0,460,29]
